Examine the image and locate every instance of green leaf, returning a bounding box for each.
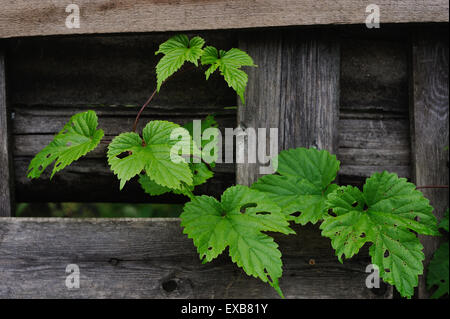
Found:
[155,35,205,91]
[439,209,449,232]
[107,120,192,190]
[27,110,104,179]
[180,185,295,297]
[252,148,340,225]
[138,116,218,199]
[183,114,220,167]
[201,46,256,104]
[190,162,214,186]
[138,174,171,196]
[427,242,449,298]
[321,171,440,298]
[139,163,213,198]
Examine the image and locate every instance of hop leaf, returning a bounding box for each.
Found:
[27,110,104,179]
[155,35,205,91]
[427,209,449,298]
[201,46,256,104]
[180,185,295,297]
[427,242,449,298]
[439,209,449,232]
[138,116,219,198]
[138,174,171,196]
[252,148,340,225]
[138,163,213,198]
[320,171,440,298]
[107,120,193,190]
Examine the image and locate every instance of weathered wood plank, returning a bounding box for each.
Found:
[0,218,392,299]
[338,35,411,186]
[410,29,449,299]
[338,115,411,181]
[237,29,340,186]
[0,49,14,217]
[340,37,409,113]
[0,0,448,39]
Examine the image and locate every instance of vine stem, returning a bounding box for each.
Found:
[132,88,158,133]
[416,185,449,189]
[131,64,202,133]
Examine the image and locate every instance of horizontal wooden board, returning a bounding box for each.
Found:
[0,0,448,38]
[0,218,392,298]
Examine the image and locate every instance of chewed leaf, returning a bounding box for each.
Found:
[27,110,104,179]
[107,120,193,190]
[252,148,340,225]
[180,185,294,298]
[321,172,439,298]
[427,242,449,298]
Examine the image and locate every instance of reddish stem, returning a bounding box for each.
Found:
[131,64,201,133]
[132,88,158,133]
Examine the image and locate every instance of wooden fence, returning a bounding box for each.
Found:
[0,1,448,298]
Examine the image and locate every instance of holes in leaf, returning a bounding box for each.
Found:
[46,154,52,158]
[291,211,301,218]
[384,250,390,258]
[56,162,61,168]
[360,233,366,238]
[239,203,257,214]
[363,203,369,211]
[328,209,337,217]
[38,165,43,171]
[256,212,270,216]
[116,152,130,159]
[384,268,390,273]
[351,202,358,208]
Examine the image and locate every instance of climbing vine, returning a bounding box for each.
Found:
[28,34,442,299]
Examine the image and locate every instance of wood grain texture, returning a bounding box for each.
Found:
[0,0,448,39]
[0,218,392,299]
[410,28,449,299]
[0,50,14,217]
[339,36,411,186]
[237,29,340,186]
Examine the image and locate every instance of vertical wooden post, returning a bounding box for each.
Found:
[237,30,340,185]
[0,49,14,217]
[410,29,449,298]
